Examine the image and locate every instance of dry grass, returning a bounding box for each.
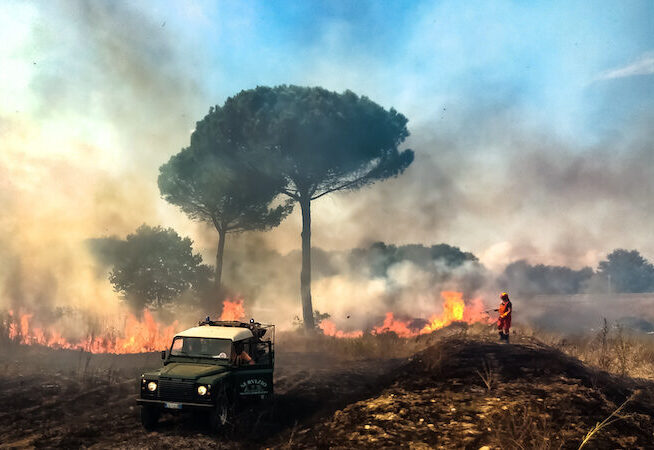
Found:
[278,321,484,360]
[277,328,445,360]
[578,393,635,449]
[476,357,496,391]
[518,321,654,380]
[490,403,565,450]
[279,320,654,382]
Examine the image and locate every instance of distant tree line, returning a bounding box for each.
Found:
[89,226,654,313]
[348,242,479,278]
[499,249,654,295]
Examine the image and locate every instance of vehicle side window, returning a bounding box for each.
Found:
[231,340,271,366]
[252,342,271,365]
[171,338,183,353]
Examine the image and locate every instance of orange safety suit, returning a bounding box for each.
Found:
[497,299,512,332]
[232,350,255,366]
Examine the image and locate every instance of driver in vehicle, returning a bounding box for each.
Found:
[232,342,255,366]
[182,338,198,354]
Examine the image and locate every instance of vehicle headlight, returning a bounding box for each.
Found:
[197,385,208,396]
[147,381,157,392]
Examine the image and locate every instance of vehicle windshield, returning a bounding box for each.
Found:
[170,336,232,359]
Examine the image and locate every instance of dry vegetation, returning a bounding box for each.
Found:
[287,331,654,449]
[1,318,654,448]
[518,320,654,380]
[277,322,472,360]
[281,319,654,382]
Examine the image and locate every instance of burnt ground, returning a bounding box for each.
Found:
[1,333,654,449]
[289,336,654,449]
[0,346,403,449]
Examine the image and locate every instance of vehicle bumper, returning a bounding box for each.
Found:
[136,398,214,409]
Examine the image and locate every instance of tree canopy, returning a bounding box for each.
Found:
[597,249,654,293]
[107,225,212,310]
[197,85,414,329]
[158,137,291,289]
[207,85,414,201]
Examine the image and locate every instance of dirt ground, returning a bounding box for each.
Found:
[0,345,403,449]
[1,331,654,449]
[292,336,654,449]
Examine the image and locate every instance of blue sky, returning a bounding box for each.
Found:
[145,0,654,142]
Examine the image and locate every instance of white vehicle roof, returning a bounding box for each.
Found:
[175,325,254,341]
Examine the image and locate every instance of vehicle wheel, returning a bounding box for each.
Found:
[140,405,160,431]
[210,396,233,434]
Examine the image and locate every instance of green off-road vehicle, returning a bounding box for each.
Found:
[137,318,274,432]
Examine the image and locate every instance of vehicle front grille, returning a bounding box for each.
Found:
[158,378,195,402]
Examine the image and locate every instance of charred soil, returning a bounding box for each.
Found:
[290,335,654,449]
[0,346,402,449]
[1,332,653,449]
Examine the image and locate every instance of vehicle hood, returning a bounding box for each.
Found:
[159,363,227,379]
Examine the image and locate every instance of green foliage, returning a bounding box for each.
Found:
[107,225,212,310]
[597,249,654,293]
[158,146,291,236]
[159,110,294,289]
[292,310,331,330]
[313,310,331,326]
[205,85,414,200]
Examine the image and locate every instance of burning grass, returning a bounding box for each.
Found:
[0,298,247,355]
[0,309,178,354]
[318,291,491,340]
[279,321,485,361]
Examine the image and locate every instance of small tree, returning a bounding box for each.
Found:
[597,249,654,293]
[108,225,212,310]
[158,141,291,291]
[204,86,414,329]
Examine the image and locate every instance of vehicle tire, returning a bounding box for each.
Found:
[140,405,160,431]
[210,395,232,434]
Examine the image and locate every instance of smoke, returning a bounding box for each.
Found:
[297,91,654,269]
[1,1,652,340]
[217,237,490,330]
[0,0,207,334]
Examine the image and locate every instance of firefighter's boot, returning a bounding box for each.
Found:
[498,332,504,341]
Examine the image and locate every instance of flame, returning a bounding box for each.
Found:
[323,290,488,339]
[319,319,363,338]
[372,312,415,338]
[219,298,245,321]
[4,309,178,353]
[421,291,466,333]
[3,297,251,354]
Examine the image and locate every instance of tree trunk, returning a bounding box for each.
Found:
[215,228,226,292]
[299,195,315,331]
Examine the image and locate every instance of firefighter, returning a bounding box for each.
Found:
[232,342,255,366]
[496,292,512,342]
